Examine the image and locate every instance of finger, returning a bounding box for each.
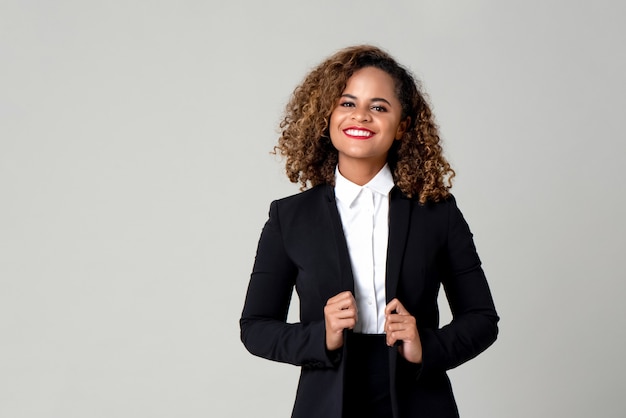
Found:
[386,321,406,332]
[386,321,409,337]
[328,316,357,333]
[386,318,418,339]
[384,298,399,315]
[325,306,358,325]
[385,298,408,315]
[386,301,414,322]
[387,318,416,334]
[394,299,407,315]
[385,313,401,323]
[327,294,356,311]
[325,302,355,313]
[326,299,356,311]
[386,313,414,325]
[386,331,411,348]
[327,291,354,304]
[333,308,357,320]
[327,299,357,313]
[388,329,417,342]
[334,318,357,330]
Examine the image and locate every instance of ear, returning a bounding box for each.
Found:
[395,117,411,140]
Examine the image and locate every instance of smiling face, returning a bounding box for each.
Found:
[329,66,409,182]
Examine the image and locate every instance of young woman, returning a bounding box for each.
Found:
[240,45,499,418]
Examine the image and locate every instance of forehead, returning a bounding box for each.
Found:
[343,67,397,98]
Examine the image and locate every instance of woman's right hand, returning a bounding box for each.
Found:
[323,291,358,351]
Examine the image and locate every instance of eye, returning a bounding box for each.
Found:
[339,101,355,108]
[371,105,387,112]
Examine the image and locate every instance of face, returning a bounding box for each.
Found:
[329,66,409,175]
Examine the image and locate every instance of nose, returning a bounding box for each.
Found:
[351,108,370,122]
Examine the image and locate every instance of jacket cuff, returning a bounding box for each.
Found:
[301,321,342,369]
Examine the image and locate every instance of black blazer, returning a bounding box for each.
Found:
[240,184,499,418]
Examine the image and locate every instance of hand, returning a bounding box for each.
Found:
[385,298,422,364]
[324,291,358,351]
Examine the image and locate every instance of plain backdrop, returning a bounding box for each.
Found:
[1,1,625,417]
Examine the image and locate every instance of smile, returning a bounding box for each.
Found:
[343,128,375,139]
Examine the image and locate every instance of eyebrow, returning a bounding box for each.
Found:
[341,94,392,106]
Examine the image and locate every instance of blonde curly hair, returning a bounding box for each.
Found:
[275,45,454,204]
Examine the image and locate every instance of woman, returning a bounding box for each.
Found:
[240,45,499,418]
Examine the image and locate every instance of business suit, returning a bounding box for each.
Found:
[240,184,499,418]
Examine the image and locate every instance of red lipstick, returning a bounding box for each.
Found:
[342,126,375,140]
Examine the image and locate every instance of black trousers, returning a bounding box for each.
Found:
[343,333,393,418]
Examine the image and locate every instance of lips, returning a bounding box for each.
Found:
[343,127,375,139]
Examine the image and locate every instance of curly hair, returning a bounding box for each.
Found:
[275,45,455,204]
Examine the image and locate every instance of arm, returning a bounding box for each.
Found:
[240,201,340,369]
[418,197,499,376]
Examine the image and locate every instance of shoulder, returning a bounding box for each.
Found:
[424,193,458,212]
[394,188,458,212]
[273,184,332,209]
[423,193,465,222]
[268,184,333,223]
[399,192,469,233]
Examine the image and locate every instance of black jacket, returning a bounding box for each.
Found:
[241,185,499,418]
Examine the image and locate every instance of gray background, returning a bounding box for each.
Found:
[1,1,625,417]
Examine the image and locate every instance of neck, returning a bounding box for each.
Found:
[337,159,386,186]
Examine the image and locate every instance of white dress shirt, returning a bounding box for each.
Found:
[334,164,394,334]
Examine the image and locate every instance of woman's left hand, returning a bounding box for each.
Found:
[385,298,422,364]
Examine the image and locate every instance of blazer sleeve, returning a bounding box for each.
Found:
[240,201,339,369]
[418,197,499,377]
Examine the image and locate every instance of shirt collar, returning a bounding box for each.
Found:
[334,164,395,206]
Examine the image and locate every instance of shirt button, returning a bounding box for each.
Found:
[367,299,373,306]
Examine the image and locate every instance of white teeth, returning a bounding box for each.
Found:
[345,129,373,137]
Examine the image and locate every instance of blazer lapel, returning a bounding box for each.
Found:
[324,185,355,294]
[386,187,411,301]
